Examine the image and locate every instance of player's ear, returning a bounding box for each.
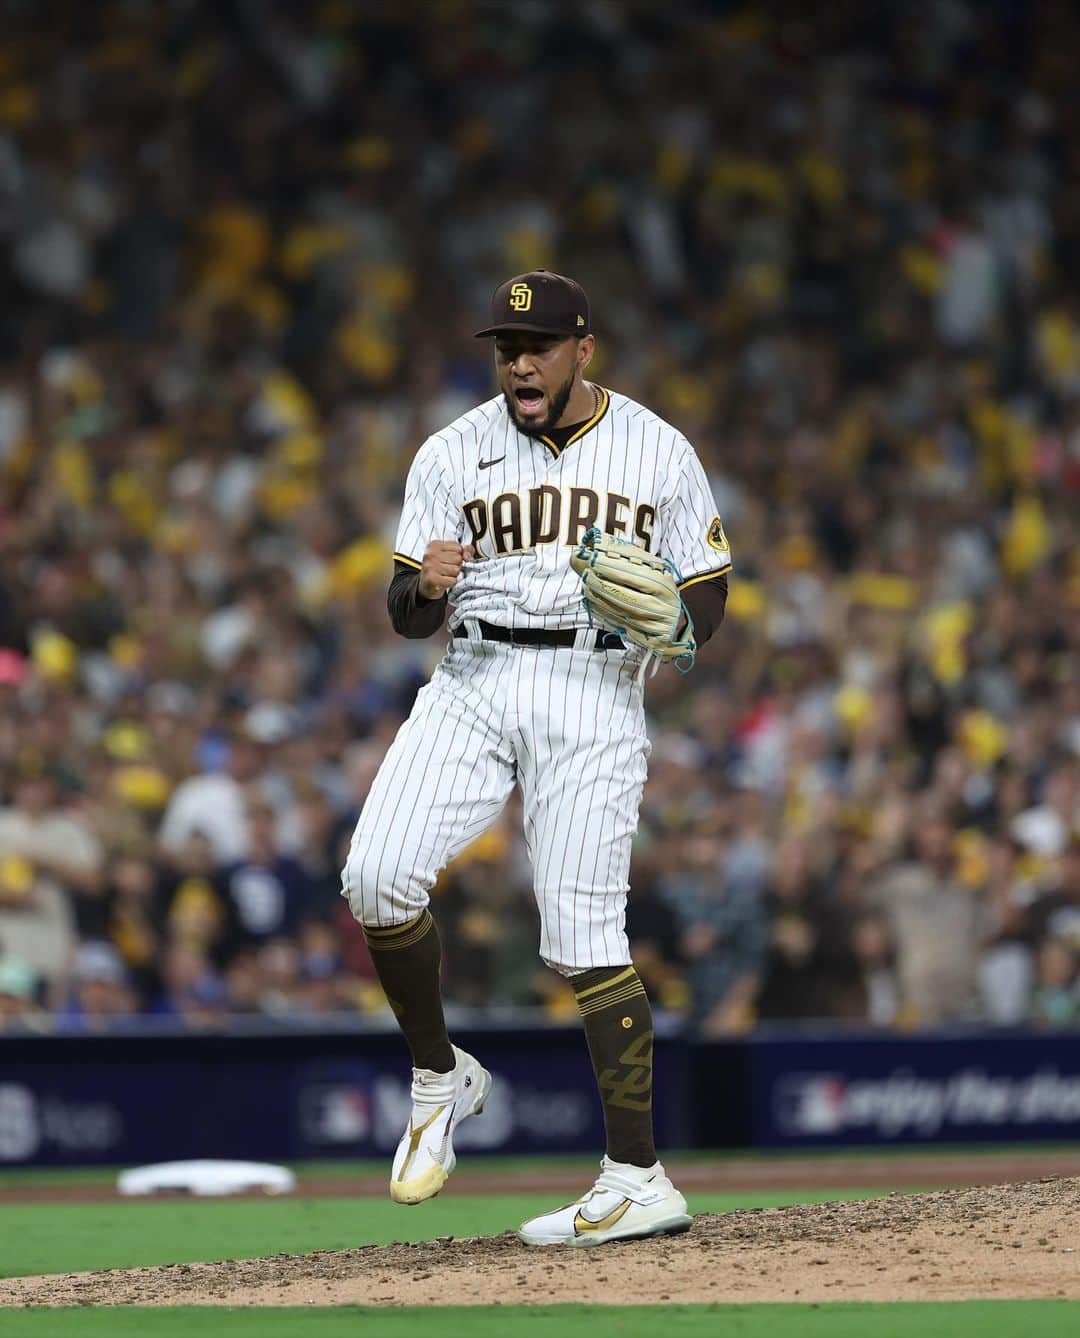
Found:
[576,334,595,373]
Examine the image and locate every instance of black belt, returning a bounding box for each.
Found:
[452,620,623,650]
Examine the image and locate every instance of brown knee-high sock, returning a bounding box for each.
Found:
[363,910,454,1073]
[572,965,656,1168]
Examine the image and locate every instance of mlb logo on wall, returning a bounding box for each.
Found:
[774,1074,848,1136]
[299,1084,372,1147]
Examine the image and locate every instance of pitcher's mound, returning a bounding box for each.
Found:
[3,1177,1078,1308]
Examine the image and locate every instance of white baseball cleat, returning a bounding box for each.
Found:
[389,1045,492,1205]
[516,1156,692,1246]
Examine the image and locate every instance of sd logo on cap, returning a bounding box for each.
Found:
[475,270,590,338]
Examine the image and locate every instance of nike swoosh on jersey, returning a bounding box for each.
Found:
[478,456,506,469]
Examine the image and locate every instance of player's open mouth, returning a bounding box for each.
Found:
[514,387,545,415]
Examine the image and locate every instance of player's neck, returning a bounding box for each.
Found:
[553,378,598,430]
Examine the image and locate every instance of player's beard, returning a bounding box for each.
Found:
[504,369,576,437]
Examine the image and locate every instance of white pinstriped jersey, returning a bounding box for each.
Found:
[393,386,731,630]
[345,384,732,969]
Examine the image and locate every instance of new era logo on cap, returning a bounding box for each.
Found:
[475,270,590,339]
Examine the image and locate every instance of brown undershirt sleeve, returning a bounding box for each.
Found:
[681,572,728,646]
[388,561,448,638]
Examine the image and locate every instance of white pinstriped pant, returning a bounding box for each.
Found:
[341,634,649,975]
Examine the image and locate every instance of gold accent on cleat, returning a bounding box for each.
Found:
[389,1104,448,1202]
[390,1163,448,1205]
[573,1198,632,1235]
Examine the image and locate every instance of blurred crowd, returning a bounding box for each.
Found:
[0,1,1077,1035]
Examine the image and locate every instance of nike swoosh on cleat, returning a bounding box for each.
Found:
[573,1199,632,1234]
[397,1104,448,1179]
[478,456,506,469]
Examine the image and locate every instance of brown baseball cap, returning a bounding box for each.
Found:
[474,270,590,338]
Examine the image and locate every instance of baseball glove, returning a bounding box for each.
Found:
[570,527,696,673]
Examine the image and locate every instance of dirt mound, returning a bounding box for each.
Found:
[4,1177,1078,1308]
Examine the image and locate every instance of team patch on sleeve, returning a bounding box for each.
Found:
[707,517,729,552]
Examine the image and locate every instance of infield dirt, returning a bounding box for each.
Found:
[4,1147,1080,1203]
[2,1177,1078,1307]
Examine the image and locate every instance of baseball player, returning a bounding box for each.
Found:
[342,271,731,1246]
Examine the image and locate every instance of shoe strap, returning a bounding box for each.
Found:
[594,1165,662,1203]
[410,1068,456,1106]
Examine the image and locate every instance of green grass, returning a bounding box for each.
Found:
[3,1303,1076,1338]
[1,1141,1075,1189]
[0,1189,897,1279]
[0,1165,121,1189]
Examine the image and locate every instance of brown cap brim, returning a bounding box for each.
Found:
[474,322,582,338]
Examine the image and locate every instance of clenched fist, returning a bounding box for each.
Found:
[418,541,475,600]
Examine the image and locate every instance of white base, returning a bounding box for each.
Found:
[117,1159,297,1197]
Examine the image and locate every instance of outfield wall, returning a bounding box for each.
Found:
[1,1025,1078,1166]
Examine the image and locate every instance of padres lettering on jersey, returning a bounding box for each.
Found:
[393,386,731,630]
[462,487,656,555]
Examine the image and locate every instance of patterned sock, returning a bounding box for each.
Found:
[572,965,656,1168]
[363,909,454,1073]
